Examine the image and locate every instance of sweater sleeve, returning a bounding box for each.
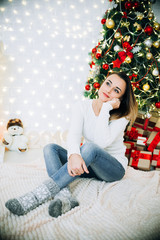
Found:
[93,102,129,148]
[67,101,83,159]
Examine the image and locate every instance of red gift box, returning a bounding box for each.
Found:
[124,141,136,159]
[136,136,148,151]
[129,150,152,170]
[151,149,160,167]
[125,126,144,141]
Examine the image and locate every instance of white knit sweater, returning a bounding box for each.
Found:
[67,99,129,170]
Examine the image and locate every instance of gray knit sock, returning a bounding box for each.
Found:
[48,187,79,218]
[5,179,60,216]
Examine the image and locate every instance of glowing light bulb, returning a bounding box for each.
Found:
[10,36,16,41]
[2,87,7,92]
[33,69,39,74]
[29,111,34,116]
[19,28,25,32]
[65,56,70,60]
[59,95,64,99]
[9,98,15,104]
[5,18,10,23]
[70,5,75,9]
[13,10,18,15]
[0,8,5,12]
[16,19,22,24]
[25,78,30,83]
[44,42,48,47]
[17,67,24,73]
[9,77,15,82]
[37,102,42,106]
[25,11,30,16]
[17,89,22,93]
[24,100,28,104]
[4,111,9,115]
[35,4,40,9]
[22,1,27,6]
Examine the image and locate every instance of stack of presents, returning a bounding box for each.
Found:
[124,113,160,171]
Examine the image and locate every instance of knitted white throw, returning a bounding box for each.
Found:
[0,159,160,240]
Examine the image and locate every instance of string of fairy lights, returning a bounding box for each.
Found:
[0,0,108,134]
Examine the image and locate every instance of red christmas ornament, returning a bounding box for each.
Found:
[144,26,153,35]
[133,1,139,8]
[125,2,132,10]
[102,64,109,70]
[122,12,127,18]
[93,82,100,89]
[101,18,106,24]
[85,84,90,91]
[96,53,102,59]
[112,58,122,68]
[92,48,97,54]
[155,102,160,108]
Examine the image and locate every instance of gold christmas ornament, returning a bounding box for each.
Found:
[144,39,153,48]
[153,41,160,48]
[154,22,160,31]
[148,12,154,20]
[125,56,131,63]
[134,22,142,31]
[143,83,150,91]
[106,19,115,29]
[121,21,130,28]
[137,13,144,20]
[123,35,130,42]
[138,52,144,57]
[152,68,159,76]
[114,32,121,39]
[146,52,153,60]
[97,48,102,54]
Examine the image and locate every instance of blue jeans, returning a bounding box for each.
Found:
[43,143,125,189]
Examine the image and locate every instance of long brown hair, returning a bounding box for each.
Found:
[108,71,138,125]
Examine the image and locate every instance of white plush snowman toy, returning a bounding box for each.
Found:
[2,119,28,153]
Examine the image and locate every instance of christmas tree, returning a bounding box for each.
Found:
[84,0,160,114]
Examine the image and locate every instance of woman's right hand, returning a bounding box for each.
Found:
[108,98,120,109]
[67,154,89,177]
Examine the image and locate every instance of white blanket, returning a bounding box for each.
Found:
[0,159,160,240]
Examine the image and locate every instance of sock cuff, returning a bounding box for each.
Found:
[43,179,60,197]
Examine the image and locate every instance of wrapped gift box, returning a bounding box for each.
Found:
[133,114,158,137]
[151,149,160,167]
[129,150,152,171]
[124,141,136,159]
[125,126,144,141]
[136,136,148,151]
[147,131,160,151]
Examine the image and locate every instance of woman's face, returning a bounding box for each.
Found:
[98,74,126,102]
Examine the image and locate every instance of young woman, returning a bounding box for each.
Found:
[5,71,138,218]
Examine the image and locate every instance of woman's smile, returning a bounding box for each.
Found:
[103,92,110,98]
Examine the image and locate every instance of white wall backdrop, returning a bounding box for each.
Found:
[0,0,159,136]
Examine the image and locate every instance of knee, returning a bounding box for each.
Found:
[81,142,98,155]
[43,143,57,156]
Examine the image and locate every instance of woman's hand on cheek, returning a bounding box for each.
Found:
[108,98,121,109]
